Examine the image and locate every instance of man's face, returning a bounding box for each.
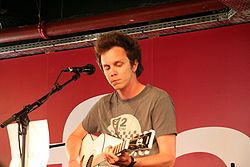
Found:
[101,46,137,91]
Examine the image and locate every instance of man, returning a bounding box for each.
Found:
[66,31,177,167]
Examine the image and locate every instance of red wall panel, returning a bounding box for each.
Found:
[0,23,249,167]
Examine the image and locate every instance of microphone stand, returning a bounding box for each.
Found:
[1,72,81,167]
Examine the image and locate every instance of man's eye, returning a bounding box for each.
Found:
[103,66,110,70]
[116,62,123,67]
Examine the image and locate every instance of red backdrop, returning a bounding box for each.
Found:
[0,23,249,167]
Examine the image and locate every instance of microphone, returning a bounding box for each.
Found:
[63,64,96,75]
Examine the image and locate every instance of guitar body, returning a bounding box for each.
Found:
[80,130,155,167]
[80,134,122,167]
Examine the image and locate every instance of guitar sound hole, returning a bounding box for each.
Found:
[86,155,94,167]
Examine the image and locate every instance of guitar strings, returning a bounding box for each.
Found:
[90,134,94,141]
[101,134,106,153]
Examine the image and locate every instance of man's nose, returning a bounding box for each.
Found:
[110,67,117,77]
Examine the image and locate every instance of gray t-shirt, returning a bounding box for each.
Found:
[82,84,176,157]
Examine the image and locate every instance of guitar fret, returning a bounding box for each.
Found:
[121,141,125,151]
[122,140,126,150]
[118,142,122,153]
[119,142,123,152]
[121,141,124,150]
[117,143,120,154]
[114,145,118,154]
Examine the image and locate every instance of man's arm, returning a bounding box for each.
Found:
[105,134,176,167]
[134,134,176,166]
[66,123,88,167]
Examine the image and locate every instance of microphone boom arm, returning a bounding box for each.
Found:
[0,65,94,167]
[0,72,80,128]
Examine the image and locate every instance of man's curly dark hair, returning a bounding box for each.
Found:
[94,31,144,77]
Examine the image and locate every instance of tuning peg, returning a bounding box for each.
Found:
[133,151,138,157]
[138,150,145,156]
[144,150,150,155]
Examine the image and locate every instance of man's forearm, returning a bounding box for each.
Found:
[134,153,175,167]
[66,134,83,161]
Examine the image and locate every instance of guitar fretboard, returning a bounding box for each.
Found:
[113,140,127,155]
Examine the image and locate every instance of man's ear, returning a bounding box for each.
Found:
[132,60,138,73]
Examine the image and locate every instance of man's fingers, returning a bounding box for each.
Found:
[104,145,119,164]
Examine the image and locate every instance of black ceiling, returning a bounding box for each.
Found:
[0,0,176,29]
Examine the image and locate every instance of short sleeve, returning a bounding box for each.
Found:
[151,92,177,138]
[82,101,99,133]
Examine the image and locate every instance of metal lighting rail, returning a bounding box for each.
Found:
[0,9,235,59]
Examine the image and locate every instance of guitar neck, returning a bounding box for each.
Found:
[113,140,129,155]
[91,140,128,166]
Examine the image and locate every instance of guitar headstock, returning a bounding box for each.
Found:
[127,130,155,151]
